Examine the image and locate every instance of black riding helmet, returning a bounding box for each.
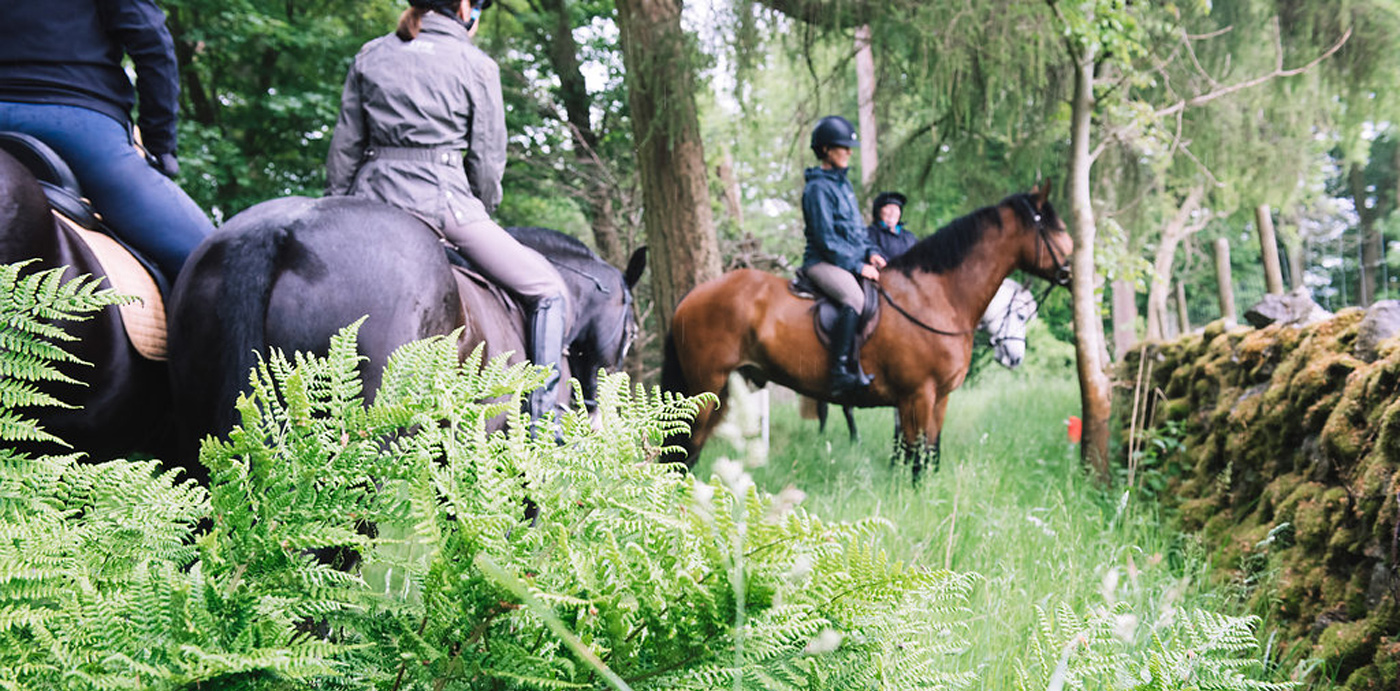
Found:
[810,115,858,160]
[872,191,907,217]
[408,0,493,11]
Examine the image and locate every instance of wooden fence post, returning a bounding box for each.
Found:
[1175,282,1191,334]
[1215,238,1236,327]
[1256,205,1285,295]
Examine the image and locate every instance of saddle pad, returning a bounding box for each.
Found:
[56,213,168,361]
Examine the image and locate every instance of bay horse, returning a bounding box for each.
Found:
[0,145,172,461]
[816,277,1040,441]
[167,197,641,479]
[662,185,1072,474]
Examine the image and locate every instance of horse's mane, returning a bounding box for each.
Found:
[507,226,599,262]
[887,193,1058,275]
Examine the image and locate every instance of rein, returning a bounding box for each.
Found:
[876,284,975,336]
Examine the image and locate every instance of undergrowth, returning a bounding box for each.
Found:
[0,261,1300,690]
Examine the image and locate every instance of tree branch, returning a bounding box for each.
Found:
[1153,20,1351,120]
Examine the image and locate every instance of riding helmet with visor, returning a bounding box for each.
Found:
[810,115,859,159]
[871,191,907,217]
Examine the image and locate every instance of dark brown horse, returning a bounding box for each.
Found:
[662,185,1072,474]
[0,146,171,460]
[166,197,642,480]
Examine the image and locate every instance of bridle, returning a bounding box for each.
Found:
[1018,196,1072,288]
[986,287,1037,351]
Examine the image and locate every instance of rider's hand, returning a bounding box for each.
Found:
[859,263,880,281]
[870,253,887,269]
[151,151,180,179]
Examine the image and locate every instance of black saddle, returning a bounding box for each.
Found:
[788,268,881,355]
[0,131,170,296]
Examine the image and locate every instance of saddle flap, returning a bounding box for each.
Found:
[809,279,880,348]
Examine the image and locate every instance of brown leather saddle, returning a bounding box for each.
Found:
[788,269,881,371]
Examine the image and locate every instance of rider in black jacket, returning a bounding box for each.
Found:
[0,0,213,280]
[865,191,917,260]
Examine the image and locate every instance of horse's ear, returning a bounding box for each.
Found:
[624,246,647,288]
[1031,179,1052,207]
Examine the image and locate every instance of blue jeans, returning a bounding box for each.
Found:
[0,102,213,279]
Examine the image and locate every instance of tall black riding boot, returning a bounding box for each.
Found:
[829,305,872,398]
[526,295,567,435]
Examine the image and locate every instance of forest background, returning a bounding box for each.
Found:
[160,0,1400,399]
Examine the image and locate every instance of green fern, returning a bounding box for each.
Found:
[0,261,130,446]
[1014,601,1297,691]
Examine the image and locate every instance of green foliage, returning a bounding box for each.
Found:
[197,325,979,689]
[1015,602,1296,691]
[0,271,983,689]
[0,262,130,446]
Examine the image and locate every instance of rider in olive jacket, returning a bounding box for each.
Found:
[325,0,569,426]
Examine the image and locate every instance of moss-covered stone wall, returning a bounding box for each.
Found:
[1121,311,1399,689]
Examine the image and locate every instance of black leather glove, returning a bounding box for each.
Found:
[150,151,180,179]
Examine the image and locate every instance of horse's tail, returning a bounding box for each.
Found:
[659,330,698,463]
[661,330,687,396]
[211,220,293,434]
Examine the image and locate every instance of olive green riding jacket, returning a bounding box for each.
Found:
[325,12,505,227]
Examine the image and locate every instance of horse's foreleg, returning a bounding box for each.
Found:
[896,386,948,481]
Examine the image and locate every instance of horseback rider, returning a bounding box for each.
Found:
[866,191,917,260]
[801,115,885,398]
[0,0,215,280]
[325,0,570,423]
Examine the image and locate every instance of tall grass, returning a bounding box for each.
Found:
[694,369,1282,689]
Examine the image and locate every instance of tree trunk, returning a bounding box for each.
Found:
[1350,162,1383,306]
[1110,279,1137,360]
[1067,51,1111,481]
[1215,238,1236,326]
[854,24,878,191]
[615,0,722,334]
[1175,282,1191,335]
[1145,185,1206,340]
[1256,205,1285,295]
[540,0,626,267]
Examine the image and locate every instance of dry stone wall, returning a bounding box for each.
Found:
[1122,308,1399,689]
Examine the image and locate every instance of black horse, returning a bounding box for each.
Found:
[0,146,172,460]
[167,197,642,479]
[505,226,646,412]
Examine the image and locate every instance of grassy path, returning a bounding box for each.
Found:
[693,371,1269,688]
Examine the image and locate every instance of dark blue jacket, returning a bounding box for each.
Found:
[802,166,877,272]
[0,0,181,155]
[865,221,917,260]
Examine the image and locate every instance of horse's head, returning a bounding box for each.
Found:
[1007,182,1073,287]
[979,279,1037,368]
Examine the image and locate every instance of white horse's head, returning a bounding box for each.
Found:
[978,279,1037,368]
